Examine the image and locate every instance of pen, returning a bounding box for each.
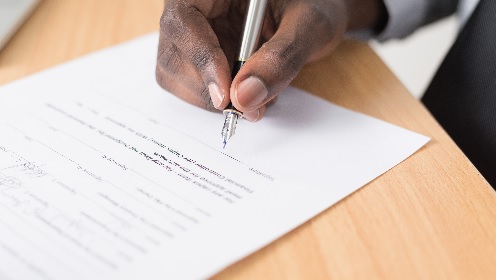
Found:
[221,0,268,148]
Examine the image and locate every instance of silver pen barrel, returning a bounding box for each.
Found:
[238,0,268,61]
[221,0,268,148]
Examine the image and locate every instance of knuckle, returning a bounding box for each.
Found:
[159,6,175,32]
[160,5,185,40]
[159,10,169,30]
[261,41,304,76]
[158,43,182,75]
[189,44,220,71]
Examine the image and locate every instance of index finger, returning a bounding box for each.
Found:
[157,0,233,110]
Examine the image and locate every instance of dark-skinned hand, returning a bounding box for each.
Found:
[156,0,386,121]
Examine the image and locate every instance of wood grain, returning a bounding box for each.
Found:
[1,1,495,279]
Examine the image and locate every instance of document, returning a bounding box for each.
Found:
[0,33,429,279]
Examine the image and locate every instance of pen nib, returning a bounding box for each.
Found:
[221,109,242,148]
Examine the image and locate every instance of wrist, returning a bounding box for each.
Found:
[345,0,388,34]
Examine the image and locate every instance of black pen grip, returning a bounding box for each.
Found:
[226,60,246,110]
[231,60,246,79]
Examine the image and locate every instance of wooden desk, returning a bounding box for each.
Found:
[1,1,495,278]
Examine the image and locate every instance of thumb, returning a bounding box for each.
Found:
[230,1,346,114]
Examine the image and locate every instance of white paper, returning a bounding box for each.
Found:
[0,33,429,280]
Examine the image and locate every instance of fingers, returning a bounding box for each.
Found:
[157,0,348,123]
[156,34,211,109]
[243,105,266,122]
[230,0,347,113]
[156,1,233,111]
[240,90,277,122]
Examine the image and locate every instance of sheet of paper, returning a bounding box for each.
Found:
[0,33,429,280]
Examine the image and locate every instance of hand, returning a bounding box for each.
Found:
[156,0,386,121]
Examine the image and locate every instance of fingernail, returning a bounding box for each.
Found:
[243,109,260,122]
[235,76,268,110]
[208,83,224,109]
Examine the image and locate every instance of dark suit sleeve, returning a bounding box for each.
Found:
[377,0,459,40]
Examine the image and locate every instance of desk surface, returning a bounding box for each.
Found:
[1,0,495,279]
